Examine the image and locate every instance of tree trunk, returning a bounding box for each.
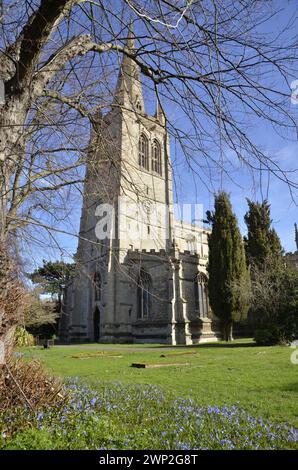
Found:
[0,96,28,235]
[0,236,25,366]
[0,247,15,364]
[0,107,26,362]
[222,319,233,341]
[0,67,32,367]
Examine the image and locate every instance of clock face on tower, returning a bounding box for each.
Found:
[142,199,152,214]
[139,199,152,225]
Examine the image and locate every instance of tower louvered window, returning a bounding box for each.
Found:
[139,134,149,170]
[152,139,162,175]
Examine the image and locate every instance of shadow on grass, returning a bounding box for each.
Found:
[278,382,298,393]
[54,339,258,351]
[150,340,257,350]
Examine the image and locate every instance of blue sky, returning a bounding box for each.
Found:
[172,140,298,253]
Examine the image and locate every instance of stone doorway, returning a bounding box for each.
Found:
[93,307,100,342]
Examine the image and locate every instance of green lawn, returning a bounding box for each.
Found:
[20,339,298,427]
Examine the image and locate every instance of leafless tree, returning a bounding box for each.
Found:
[0,0,298,359]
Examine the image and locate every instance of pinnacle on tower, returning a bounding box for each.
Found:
[126,19,135,50]
[114,22,144,112]
[155,98,166,125]
[295,222,298,252]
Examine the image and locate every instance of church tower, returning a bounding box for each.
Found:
[112,24,174,255]
[60,26,216,345]
[64,26,175,343]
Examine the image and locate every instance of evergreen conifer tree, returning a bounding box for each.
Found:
[207,192,249,340]
[244,199,282,267]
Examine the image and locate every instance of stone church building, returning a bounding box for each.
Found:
[59,29,219,345]
[286,223,298,270]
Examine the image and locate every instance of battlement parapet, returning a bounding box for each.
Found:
[126,248,203,259]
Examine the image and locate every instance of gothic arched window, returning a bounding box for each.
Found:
[137,269,152,319]
[94,271,102,302]
[152,139,162,175]
[139,133,149,170]
[194,273,208,318]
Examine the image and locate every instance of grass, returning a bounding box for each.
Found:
[18,339,298,427]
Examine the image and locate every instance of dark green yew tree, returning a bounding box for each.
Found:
[207,192,249,341]
[244,199,282,267]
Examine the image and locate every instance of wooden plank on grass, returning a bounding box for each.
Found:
[160,351,198,358]
[131,362,190,369]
